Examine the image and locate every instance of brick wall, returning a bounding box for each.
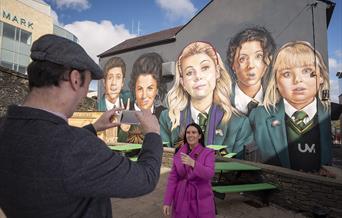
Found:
[0,66,96,117]
[162,147,175,168]
[0,67,29,117]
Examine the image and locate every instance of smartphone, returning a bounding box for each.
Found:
[120,110,140,125]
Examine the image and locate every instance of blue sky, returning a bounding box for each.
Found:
[45,0,342,102]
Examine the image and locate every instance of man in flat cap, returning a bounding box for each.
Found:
[0,34,163,218]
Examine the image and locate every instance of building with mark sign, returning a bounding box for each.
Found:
[0,0,77,74]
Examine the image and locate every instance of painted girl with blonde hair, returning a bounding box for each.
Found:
[159,41,253,157]
[249,41,332,172]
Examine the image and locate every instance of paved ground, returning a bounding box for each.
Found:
[0,167,308,218]
[110,167,307,218]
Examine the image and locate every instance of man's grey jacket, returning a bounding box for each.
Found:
[0,105,163,218]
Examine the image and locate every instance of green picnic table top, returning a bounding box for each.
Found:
[213,183,276,193]
[207,145,227,150]
[207,145,236,158]
[215,162,261,172]
[108,143,142,151]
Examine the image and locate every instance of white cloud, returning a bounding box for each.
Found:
[335,50,342,58]
[52,0,90,10]
[330,79,339,103]
[329,58,342,103]
[64,20,136,63]
[329,58,342,74]
[50,9,63,26]
[156,0,197,22]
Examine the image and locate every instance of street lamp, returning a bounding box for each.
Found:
[336,71,342,79]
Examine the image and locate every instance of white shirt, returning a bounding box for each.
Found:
[190,103,210,125]
[105,97,120,110]
[234,85,263,114]
[284,98,317,124]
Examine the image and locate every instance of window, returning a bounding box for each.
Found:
[0,22,32,74]
[2,22,15,39]
[20,29,32,45]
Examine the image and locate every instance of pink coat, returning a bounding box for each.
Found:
[163,143,215,218]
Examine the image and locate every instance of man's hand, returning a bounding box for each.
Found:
[120,98,131,132]
[135,109,160,135]
[93,108,122,132]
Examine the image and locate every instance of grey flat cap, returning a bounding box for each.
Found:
[30,34,103,80]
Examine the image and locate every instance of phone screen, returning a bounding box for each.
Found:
[120,110,140,125]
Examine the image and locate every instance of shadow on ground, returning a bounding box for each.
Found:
[0,167,308,218]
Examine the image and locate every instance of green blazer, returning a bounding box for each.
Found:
[97,90,131,111]
[159,104,253,158]
[249,99,332,168]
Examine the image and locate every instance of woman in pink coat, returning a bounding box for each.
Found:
[163,123,215,218]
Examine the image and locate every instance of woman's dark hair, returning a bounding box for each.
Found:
[130,52,166,102]
[27,60,86,90]
[183,123,205,147]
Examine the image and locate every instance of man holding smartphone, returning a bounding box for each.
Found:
[0,34,163,218]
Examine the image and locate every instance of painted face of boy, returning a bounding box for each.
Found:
[135,74,158,110]
[180,53,219,100]
[276,65,323,109]
[104,67,124,103]
[233,41,267,89]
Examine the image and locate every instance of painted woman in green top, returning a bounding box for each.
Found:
[159,41,253,158]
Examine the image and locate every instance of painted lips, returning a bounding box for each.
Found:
[292,87,306,94]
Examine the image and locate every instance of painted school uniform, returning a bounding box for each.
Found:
[249,99,332,168]
[97,90,131,111]
[231,83,263,115]
[159,104,253,158]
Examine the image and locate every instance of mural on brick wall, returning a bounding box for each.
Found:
[96,26,332,174]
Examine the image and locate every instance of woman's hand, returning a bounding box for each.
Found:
[120,98,131,132]
[181,152,195,168]
[163,205,171,216]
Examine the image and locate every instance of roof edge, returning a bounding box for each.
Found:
[317,0,336,26]
[98,37,176,58]
[173,0,213,35]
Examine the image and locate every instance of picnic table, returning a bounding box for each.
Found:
[108,143,142,152]
[207,145,237,158]
[212,161,277,204]
[215,161,261,172]
[108,143,142,161]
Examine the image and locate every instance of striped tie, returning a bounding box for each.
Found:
[292,111,308,131]
[198,112,208,133]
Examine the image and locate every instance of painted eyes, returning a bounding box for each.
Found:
[238,53,263,64]
[280,68,316,79]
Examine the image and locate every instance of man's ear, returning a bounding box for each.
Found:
[69,70,81,90]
